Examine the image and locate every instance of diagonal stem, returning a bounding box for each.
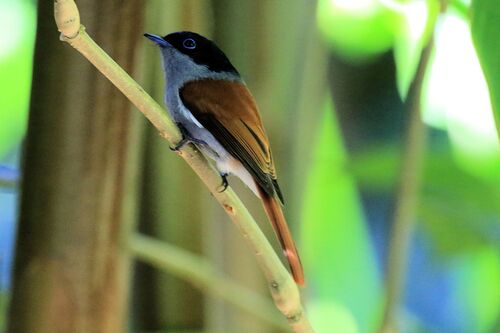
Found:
[379,35,435,333]
[130,233,288,330]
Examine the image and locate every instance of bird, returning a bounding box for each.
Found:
[144,31,304,286]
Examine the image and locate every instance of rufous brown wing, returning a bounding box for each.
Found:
[180,79,305,285]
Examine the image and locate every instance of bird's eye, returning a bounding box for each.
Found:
[183,38,196,49]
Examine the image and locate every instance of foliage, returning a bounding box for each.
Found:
[316,0,397,62]
[471,0,500,139]
[392,0,440,99]
[302,100,382,332]
[351,145,500,254]
[0,0,35,156]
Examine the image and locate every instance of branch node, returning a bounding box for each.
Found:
[223,203,235,215]
[287,311,303,323]
[54,0,80,38]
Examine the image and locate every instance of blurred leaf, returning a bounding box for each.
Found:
[422,11,500,182]
[348,144,399,192]
[419,165,500,254]
[302,98,382,333]
[317,0,398,63]
[449,0,470,18]
[0,1,36,156]
[392,0,440,99]
[452,250,500,332]
[308,301,359,333]
[471,0,500,139]
[350,144,500,254]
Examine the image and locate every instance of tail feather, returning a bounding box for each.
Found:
[259,190,305,286]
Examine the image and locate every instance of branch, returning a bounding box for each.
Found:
[130,233,288,330]
[378,22,436,333]
[53,1,314,332]
[380,2,451,330]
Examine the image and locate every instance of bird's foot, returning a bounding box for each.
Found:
[217,173,229,193]
[170,136,189,151]
[170,136,210,152]
[170,123,206,151]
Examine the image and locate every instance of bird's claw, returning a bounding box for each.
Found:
[169,137,189,152]
[217,173,229,193]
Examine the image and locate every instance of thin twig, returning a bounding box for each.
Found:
[130,233,288,330]
[380,2,450,330]
[378,30,435,333]
[53,1,313,332]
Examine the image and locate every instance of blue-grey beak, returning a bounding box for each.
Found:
[144,33,170,47]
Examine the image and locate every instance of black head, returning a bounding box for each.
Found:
[149,31,239,75]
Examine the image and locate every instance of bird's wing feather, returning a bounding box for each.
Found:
[180,79,283,202]
[180,79,304,285]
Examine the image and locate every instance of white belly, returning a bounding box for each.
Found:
[215,156,260,197]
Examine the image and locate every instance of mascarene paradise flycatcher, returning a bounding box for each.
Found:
[145,31,305,285]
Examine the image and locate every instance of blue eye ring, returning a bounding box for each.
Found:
[183,38,196,49]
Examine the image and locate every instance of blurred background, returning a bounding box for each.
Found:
[0,0,499,332]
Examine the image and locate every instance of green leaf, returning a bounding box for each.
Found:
[471,0,500,140]
[392,0,440,99]
[350,144,500,255]
[301,98,382,332]
[308,301,359,333]
[316,0,397,63]
[0,1,36,156]
[453,250,500,332]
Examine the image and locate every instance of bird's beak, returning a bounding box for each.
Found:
[144,33,170,47]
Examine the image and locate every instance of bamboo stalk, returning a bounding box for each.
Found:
[134,1,210,328]
[8,1,144,331]
[53,1,314,332]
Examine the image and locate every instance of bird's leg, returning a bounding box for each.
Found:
[217,173,229,193]
[170,123,206,151]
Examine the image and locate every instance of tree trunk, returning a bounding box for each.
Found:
[7,1,144,332]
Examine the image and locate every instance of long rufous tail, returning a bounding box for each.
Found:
[259,191,305,286]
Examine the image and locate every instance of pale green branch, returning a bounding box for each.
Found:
[130,233,288,330]
[53,1,313,332]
